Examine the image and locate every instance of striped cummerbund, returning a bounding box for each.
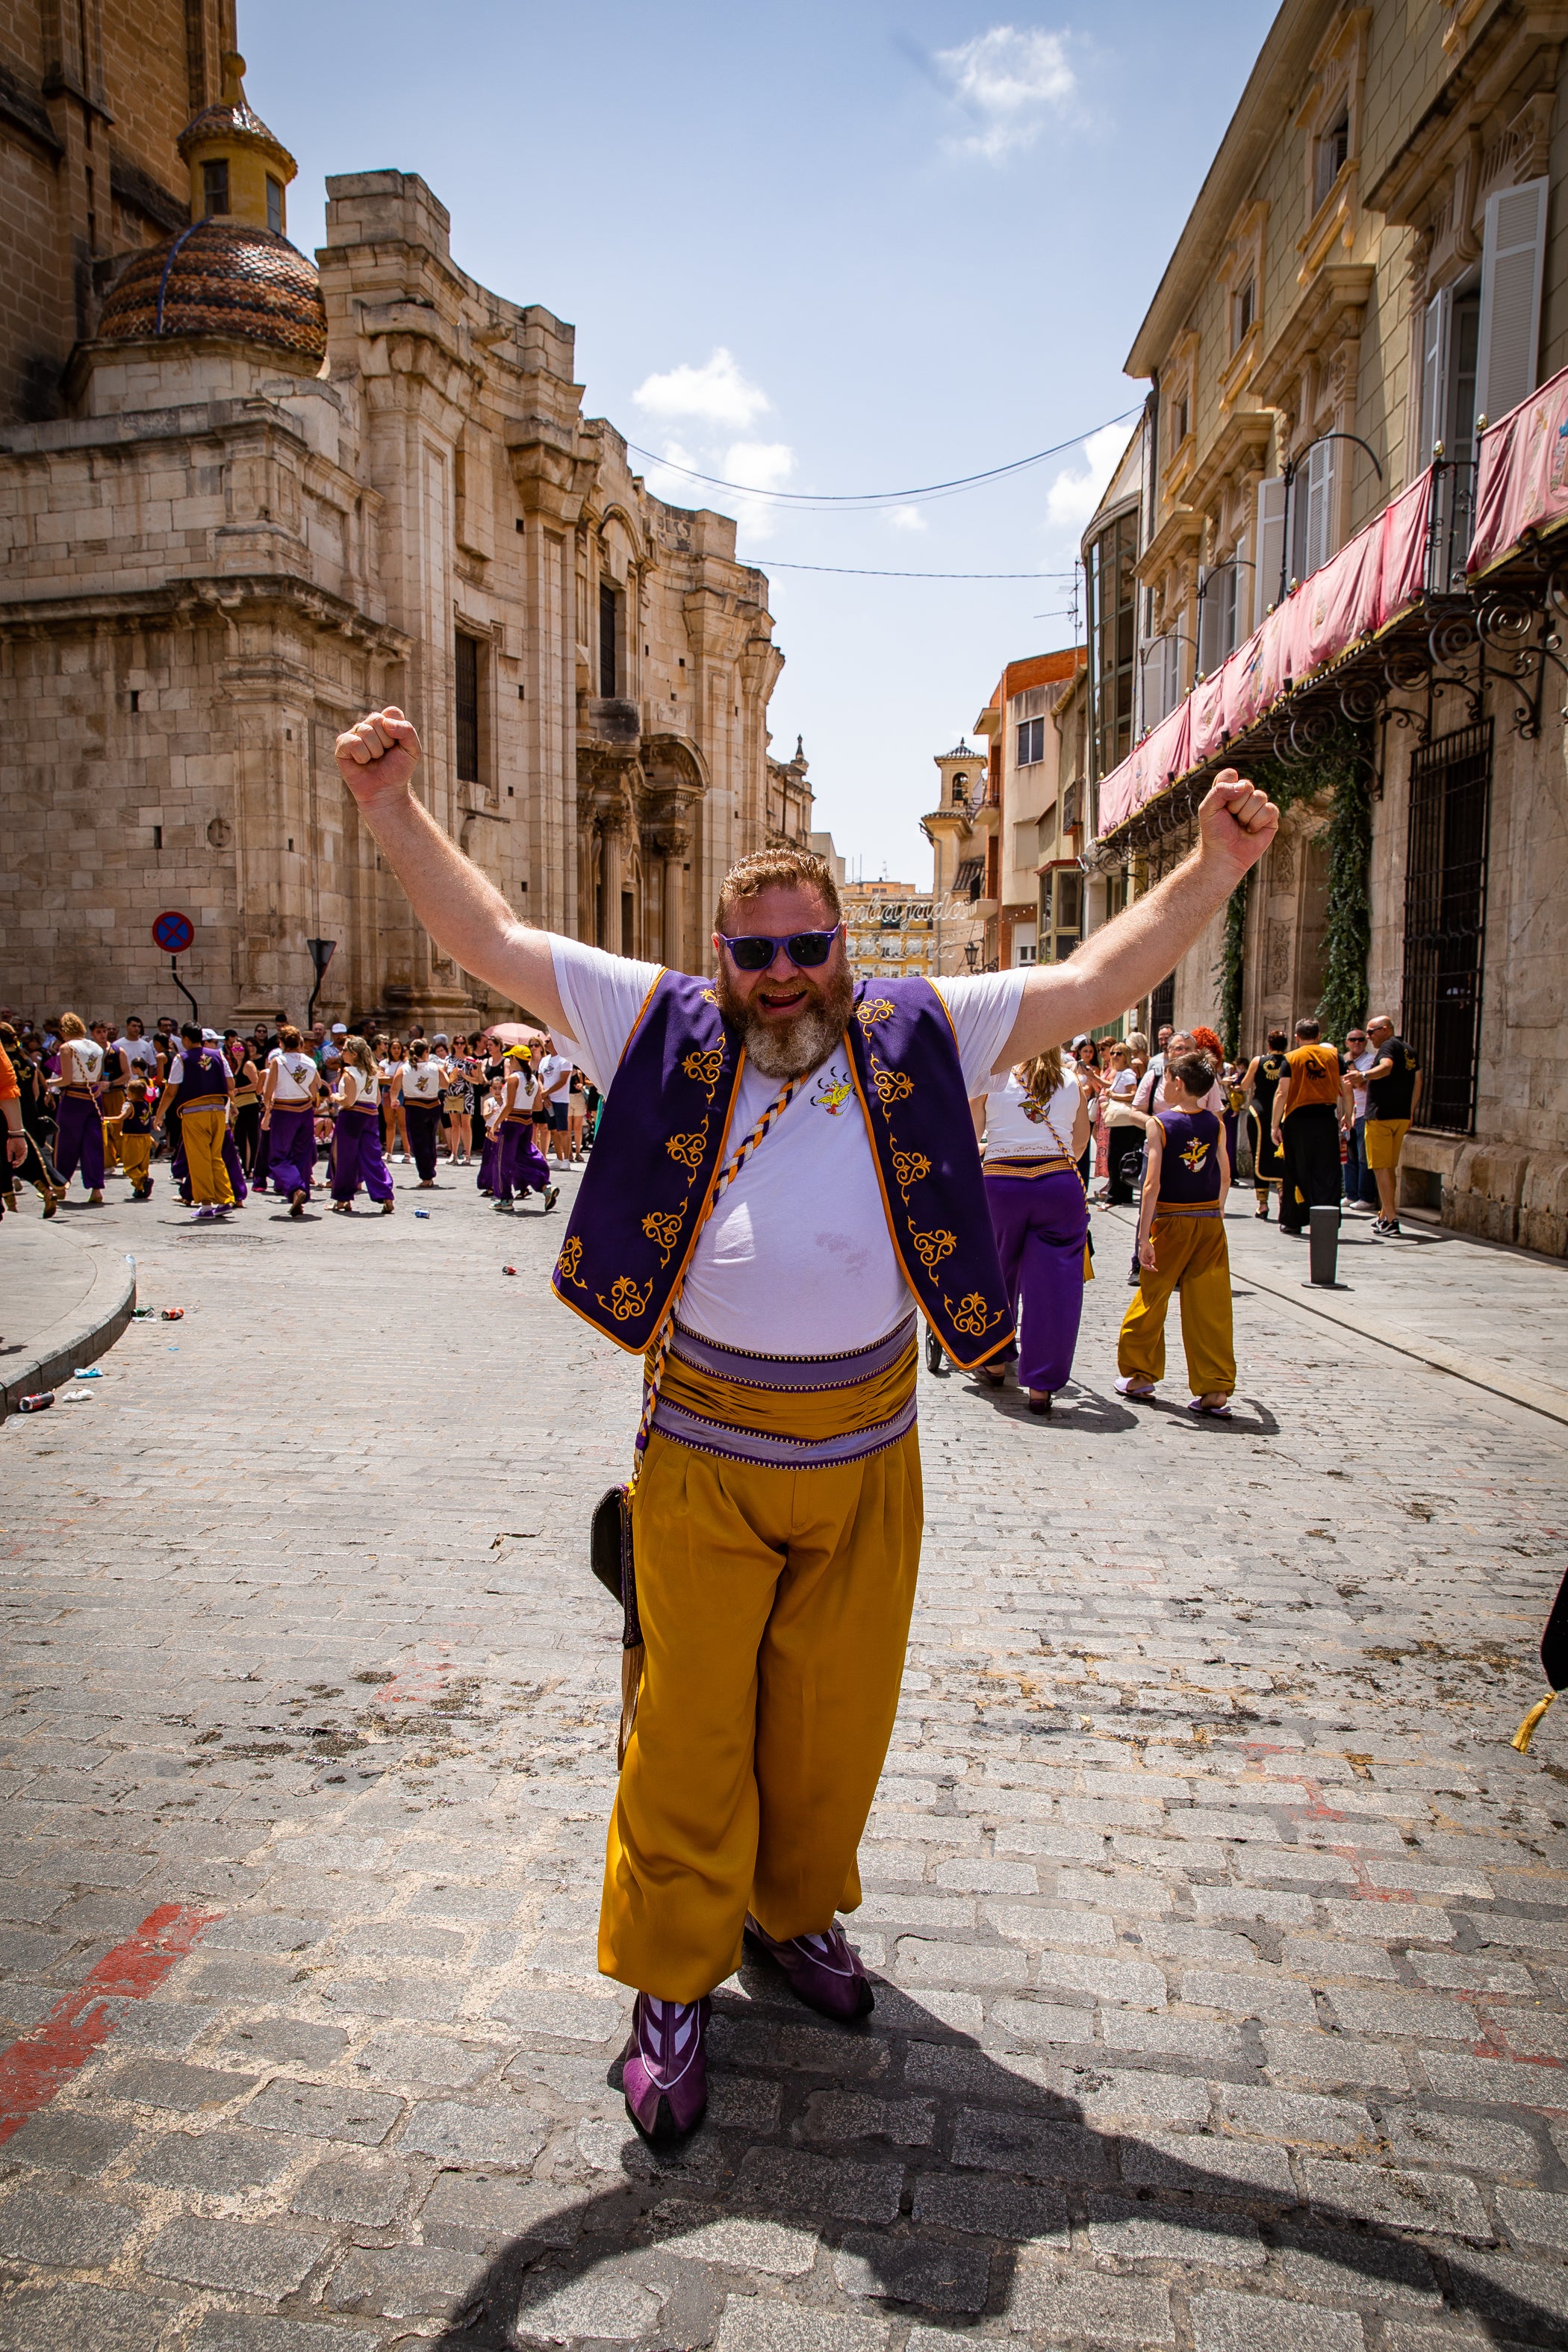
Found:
[650,1317,919,1469]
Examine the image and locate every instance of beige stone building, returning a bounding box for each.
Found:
[0,22,786,1029]
[841,880,938,980]
[1080,0,1568,1253]
[919,740,989,977]
[970,647,1089,972]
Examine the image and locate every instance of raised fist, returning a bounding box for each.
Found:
[1197,767,1279,880]
[335,708,422,806]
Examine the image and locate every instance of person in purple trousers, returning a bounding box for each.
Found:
[49,1013,106,1204]
[330,1036,395,1215]
[261,1024,323,1218]
[973,1044,1091,1413]
[494,1048,559,1213]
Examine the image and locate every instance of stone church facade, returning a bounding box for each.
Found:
[0,10,795,1029]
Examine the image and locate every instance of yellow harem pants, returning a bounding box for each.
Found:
[600,1338,923,2003]
[119,1135,152,1190]
[1118,1208,1235,1397]
[181,1105,234,1207]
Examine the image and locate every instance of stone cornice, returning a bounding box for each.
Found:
[1248,261,1375,408]
[1364,1,1568,223]
[0,573,410,656]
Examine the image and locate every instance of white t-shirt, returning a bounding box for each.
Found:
[403,1060,441,1103]
[553,939,1027,1354]
[114,1035,158,1074]
[1104,1065,1142,1125]
[269,1049,316,1104]
[983,1072,1083,1163]
[60,1039,104,1085]
[1135,1065,1223,1119]
[538,1053,573,1100]
[342,1068,380,1110]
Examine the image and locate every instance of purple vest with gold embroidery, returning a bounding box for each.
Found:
[551,971,1012,1368]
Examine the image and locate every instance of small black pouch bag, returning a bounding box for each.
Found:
[591,1485,643,1764]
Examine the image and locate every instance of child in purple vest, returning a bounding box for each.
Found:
[1117,1050,1235,1416]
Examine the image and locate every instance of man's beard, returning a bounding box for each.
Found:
[716,962,856,1080]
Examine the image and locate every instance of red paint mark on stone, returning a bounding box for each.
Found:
[0,1903,220,2147]
[375,1643,455,1705]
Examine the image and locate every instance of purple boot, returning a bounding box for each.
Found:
[620,1994,709,2142]
[744,1916,874,2021]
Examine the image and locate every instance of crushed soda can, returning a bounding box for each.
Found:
[503,1264,517,1275]
[72,1367,104,1380]
[131,1307,154,1319]
[161,1308,184,1322]
[19,1391,54,1413]
[414,1210,430,1219]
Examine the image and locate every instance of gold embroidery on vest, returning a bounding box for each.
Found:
[600,1274,654,1322]
[641,1210,682,1253]
[874,1068,914,1104]
[682,1048,724,1087]
[892,1148,931,1186]
[555,1235,585,1289]
[946,1288,998,1337]
[912,1227,956,1269]
[666,1131,707,1172]
[856,998,895,1029]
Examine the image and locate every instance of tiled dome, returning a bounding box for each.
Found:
[97,219,326,360]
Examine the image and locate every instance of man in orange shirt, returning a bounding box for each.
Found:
[1271,1015,1351,1238]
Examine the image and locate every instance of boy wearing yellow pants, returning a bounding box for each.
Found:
[1117,1051,1234,1417]
[111,1078,157,1199]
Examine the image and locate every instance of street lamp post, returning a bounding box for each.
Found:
[1277,432,1384,610]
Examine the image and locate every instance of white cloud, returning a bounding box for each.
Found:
[1045,421,1129,531]
[934,24,1077,161]
[722,440,795,495]
[632,347,771,429]
[887,504,927,533]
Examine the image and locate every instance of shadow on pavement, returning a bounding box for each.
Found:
[425,1967,1567,2348]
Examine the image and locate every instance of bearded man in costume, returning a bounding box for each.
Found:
[336,707,1278,2141]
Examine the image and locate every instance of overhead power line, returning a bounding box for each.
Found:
[764,561,1077,581]
[624,402,1142,511]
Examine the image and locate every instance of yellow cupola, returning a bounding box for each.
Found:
[176,52,297,236]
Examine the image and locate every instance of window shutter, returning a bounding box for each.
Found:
[1163,631,1181,715]
[1254,478,1287,623]
[1198,567,1224,675]
[1475,176,1549,426]
[1304,438,1336,576]
[1419,287,1450,458]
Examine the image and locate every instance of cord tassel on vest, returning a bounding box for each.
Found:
[1513,1689,1557,1754]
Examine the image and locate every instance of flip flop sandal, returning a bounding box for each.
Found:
[1115,1377,1156,1400]
[1186,1398,1233,1417]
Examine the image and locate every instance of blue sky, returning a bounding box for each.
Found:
[248,1,1278,884]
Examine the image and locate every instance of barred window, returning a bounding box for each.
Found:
[455,632,480,784]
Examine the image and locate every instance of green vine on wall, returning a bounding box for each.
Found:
[1212,725,1372,1054]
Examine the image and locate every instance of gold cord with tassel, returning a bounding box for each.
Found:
[1513,1689,1557,1754]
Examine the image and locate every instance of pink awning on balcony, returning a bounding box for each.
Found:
[1467,361,1568,576]
[1095,463,1434,836]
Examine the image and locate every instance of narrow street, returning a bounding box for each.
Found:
[2,1167,1567,2351]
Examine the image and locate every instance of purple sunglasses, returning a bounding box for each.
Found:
[717,927,839,973]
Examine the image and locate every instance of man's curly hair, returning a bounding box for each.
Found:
[715,847,841,933]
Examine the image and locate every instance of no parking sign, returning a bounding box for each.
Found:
[152,909,195,956]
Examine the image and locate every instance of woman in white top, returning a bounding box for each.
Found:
[402,1039,444,1186]
[261,1024,323,1217]
[379,1035,408,1165]
[330,1035,395,1214]
[1100,1039,1145,1205]
[969,1045,1091,1413]
[50,1011,107,1204]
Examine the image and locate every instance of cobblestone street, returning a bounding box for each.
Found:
[3,1167,1568,2352]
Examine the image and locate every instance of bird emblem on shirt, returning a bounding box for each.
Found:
[812,1067,853,1116]
[1180,1137,1210,1173]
